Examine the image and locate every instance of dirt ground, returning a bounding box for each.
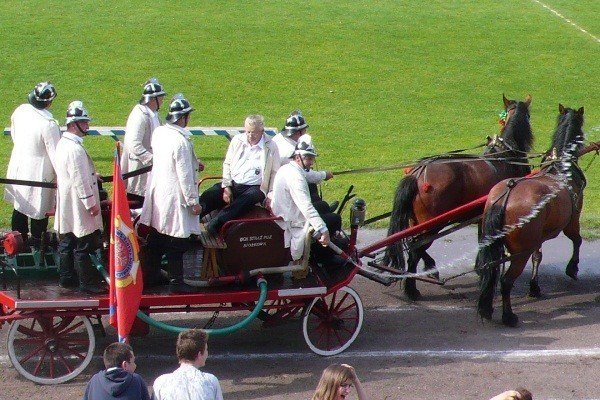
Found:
[3,228,600,400]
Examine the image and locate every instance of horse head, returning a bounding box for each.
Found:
[545,104,586,186]
[499,94,533,154]
[553,104,585,158]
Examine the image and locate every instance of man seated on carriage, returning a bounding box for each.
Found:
[198,114,281,236]
[272,110,338,214]
[271,141,343,268]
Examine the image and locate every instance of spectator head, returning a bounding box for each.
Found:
[176,329,209,366]
[103,342,137,373]
[312,364,354,400]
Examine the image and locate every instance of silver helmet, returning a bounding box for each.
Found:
[65,101,91,125]
[139,77,166,104]
[166,93,194,123]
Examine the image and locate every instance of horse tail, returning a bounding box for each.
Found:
[384,174,419,270]
[476,201,506,320]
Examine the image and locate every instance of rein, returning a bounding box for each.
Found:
[0,164,153,188]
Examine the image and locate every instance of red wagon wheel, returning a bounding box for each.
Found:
[302,286,364,356]
[7,315,95,384]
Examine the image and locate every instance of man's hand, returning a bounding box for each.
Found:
[223,187,233,204]
[325,171,333,181]
[190,204,202,215]
[318,231,331,247]
[198,159,205,172]
[89,203,100,217]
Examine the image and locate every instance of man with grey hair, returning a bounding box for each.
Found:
[199,114,281,236]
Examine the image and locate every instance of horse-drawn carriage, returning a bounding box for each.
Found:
[0,97,596,385]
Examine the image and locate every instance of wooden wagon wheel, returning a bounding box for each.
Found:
[302,286,364,356]
[258,299,304,326]
[7,315,95,384]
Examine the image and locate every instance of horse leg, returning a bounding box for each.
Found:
[421,251,439,281]
[564,228,582,280]
[403,249,421,300]
[528,248,542,298]
[500,257,528,327]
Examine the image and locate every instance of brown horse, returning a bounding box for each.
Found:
[385,95,534,299]
[477,105,585,327]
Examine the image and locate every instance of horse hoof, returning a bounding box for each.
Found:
[427,271,440,281]
[502,313,519,327]
[566,268,578,280]
[478,307,493,321]
[404,288,422,301]
[528,283,541,298]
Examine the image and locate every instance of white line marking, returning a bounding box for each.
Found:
[531,0,600,43]
[2,347,600,365]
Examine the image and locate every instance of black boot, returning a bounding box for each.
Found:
[77,258,108,295]
[168,258,199,294]
[140,246,169,288]
[58,252,78,288]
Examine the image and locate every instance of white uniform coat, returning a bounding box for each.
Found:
[140,123,200,238]
[4,104,60,219]
[271,162,327,260]
[53,132,102,237]
[272,133,325,183]
[121,104,159,196]
[222,133,281,199]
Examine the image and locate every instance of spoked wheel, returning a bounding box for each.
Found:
[7,315,95,384]
[302,286,364,356]
[258,299,304,326]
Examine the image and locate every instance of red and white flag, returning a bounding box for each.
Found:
[109,142,143,343]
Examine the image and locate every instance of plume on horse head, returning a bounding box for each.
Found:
[498,94,534,154]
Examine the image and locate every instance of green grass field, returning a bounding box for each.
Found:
[2,0,600,236]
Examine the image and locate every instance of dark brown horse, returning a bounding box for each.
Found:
[385,95,534,299]
[477,105,585,327]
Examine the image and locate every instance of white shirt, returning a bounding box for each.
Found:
[153,364,223,400]
[230,136,264,185]
[271,162,327,260]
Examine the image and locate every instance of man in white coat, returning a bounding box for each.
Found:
[272,111,338,215]
[139,94,203,294]
[271,142,336,262]
[121,77,166,205]
[4,82,60,249]
[54,101,106,294]
[198,114,281,236]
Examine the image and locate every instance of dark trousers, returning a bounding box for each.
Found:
[199,182,265,229]
[12,209,48,243]
[58,230,102,263]
[58,230,103,283]
[143,227,190,281]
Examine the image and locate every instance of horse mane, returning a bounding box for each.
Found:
[500,101,534,153]
[548,106,585,158]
